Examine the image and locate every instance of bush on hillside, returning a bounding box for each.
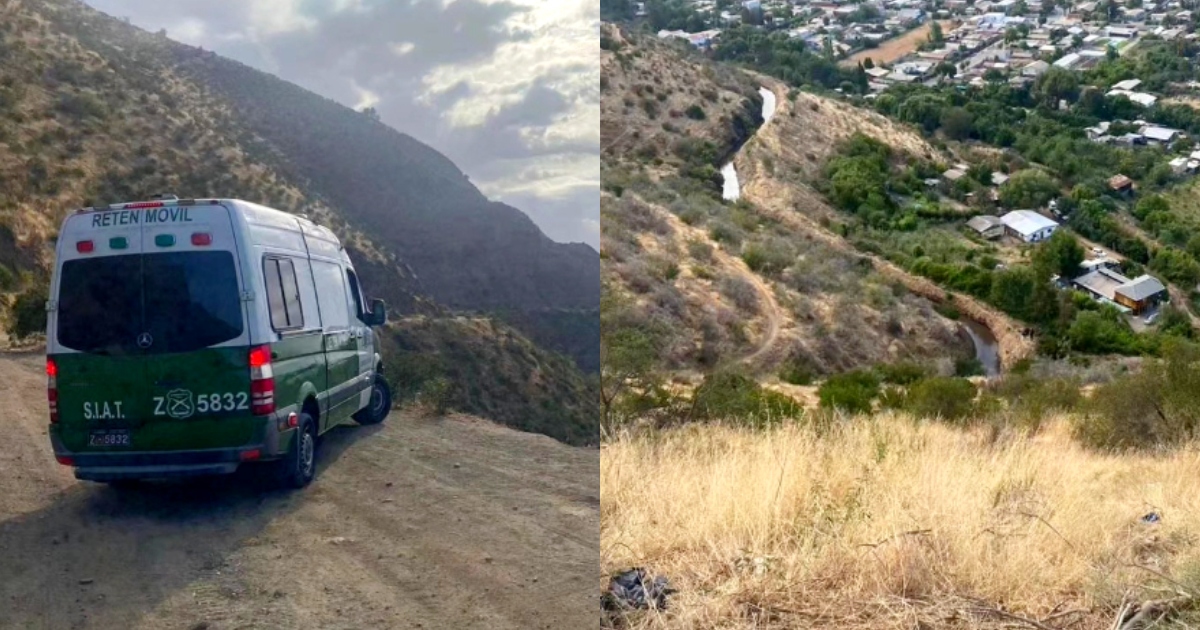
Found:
[876,361,929,385]
[9,284,47,339]
[954,357,984,377]
[691,370,803,427]
[818,370,880,414]
[0,263,15,291]
[904,377,977,423]
[1074,340,1200,450]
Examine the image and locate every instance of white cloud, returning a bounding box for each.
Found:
[171,17,207,43]
[247,0,317,35]
[421,0,597,129]
[390,41,415,56]
[351,80,380,110]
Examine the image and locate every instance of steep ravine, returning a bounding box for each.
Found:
[721,87,777,202]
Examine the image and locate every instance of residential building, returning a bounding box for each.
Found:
[967,215,1005,239]
[1109,174,1134,196]
[1000,210,1059,243]
[1142,126,1182,145]
[1071,267,1166,314]
[1115,275,1168,314]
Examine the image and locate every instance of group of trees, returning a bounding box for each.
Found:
[715,26,869,93]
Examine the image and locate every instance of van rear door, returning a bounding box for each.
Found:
[51,203,256,453]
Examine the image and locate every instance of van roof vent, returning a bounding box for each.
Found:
[149,193,179,201]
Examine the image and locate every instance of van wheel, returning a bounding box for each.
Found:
[276,413,317,489]
[353,375,391,426]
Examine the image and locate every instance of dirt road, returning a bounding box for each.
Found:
[0,350,598,630]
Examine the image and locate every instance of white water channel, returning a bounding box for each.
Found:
[721,87,777,202]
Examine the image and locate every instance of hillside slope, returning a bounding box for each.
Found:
[0,0,597,443]
[36,0,599,316]
[601,27,972,381]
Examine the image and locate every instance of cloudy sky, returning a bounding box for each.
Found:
[84,0,600,249]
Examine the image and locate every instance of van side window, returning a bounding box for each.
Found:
[311,260,350,329]
[263,257,304,331]
[345,270,365,320]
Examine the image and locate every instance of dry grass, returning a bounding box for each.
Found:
[841,21,958,68]
[602,416,1200,629]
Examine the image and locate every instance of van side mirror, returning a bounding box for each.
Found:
[367,299,387,327]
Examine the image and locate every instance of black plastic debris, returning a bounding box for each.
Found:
[602,568,674,612]
[1142,512,1161,524]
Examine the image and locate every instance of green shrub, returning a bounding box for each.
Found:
[685,104,706,120]
[1073,340,1200,450]
[0,263,15,291]
[876,361,929,385]
[818,370,880,414]
[9,284,47,339]
[954,357,984,377]
[879,385,908,410]
[904,377,977,423]
[780,357,817,385]
[692,370,803,426]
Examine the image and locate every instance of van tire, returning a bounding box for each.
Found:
[353,375,391,426]
[276,413,317,489]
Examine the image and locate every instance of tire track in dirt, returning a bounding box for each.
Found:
[637,195,789,372]
[0,350,597,630]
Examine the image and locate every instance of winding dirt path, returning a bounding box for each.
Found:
[641,197,787,370]
[0,349,597,630]
[731,82,1036,369]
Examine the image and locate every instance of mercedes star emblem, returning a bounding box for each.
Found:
[137,332,154,349]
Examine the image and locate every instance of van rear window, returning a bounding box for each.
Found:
[58,252,244,355]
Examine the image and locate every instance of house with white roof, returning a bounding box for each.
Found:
[1000,210,1059,243]
[1142,126,1183,145]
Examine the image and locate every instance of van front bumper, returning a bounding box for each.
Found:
[49,418,295,482]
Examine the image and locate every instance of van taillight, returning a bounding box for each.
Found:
[249,345,275,415]
[47,358,59,424]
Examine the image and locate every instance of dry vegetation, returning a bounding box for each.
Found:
[603,416,1200,629]
[601,28,973,380]
[0,0,400,287]
[0,0,598,445]
[842,21,958,68]
[601,24,762,169]
[735,82,1036,367]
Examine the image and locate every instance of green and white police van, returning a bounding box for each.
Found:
[46,197,392,488]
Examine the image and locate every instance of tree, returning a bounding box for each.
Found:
[897,93,946,133]
[1034,67,1080,108]
[929,20,945,46]
[1032,230,1085,280]
[360,107,380,121]
[863,57,874,69]
[1133,194,1170,221]
[991,267,1038,319]
[599,286,668,434]
[940,106,974,140]
[1000,169,1061,208]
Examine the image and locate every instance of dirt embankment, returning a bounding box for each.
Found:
[0,350,598,630]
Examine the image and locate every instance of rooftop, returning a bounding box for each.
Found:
[1000,209,1058,236]
[967,215,1003,232]
[1117,275,1167,302]
[1073,267,1131,301]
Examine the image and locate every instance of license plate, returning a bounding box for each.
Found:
[89,430,131,447]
